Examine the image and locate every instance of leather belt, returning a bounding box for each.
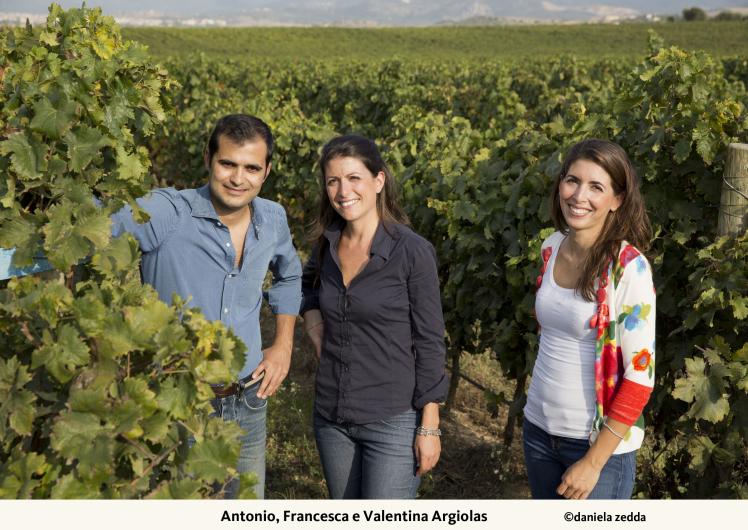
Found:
[211,382,240,398]
[211,373,263,398]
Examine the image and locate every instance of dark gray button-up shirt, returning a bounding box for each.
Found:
[301,220,448,424]
[111,185,302,379]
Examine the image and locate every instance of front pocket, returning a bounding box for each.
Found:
[241,388,268,410]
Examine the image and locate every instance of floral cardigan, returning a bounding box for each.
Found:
[536,231,656,454]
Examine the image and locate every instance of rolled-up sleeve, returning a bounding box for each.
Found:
[300,244,321,315]
[267,206,302,315]
[408,240,449,409]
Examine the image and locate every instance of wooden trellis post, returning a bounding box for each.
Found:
[718,143,748,236]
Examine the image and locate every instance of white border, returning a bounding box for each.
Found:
[1,499,747,529]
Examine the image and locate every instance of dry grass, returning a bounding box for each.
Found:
[423,351,530,499]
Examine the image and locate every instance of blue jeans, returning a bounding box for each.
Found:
[211,378,267,499]
[523,418,636,499]
[313,409,421,499]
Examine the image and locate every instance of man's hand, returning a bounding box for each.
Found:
[556,456,602,500]
[252,343,291,399]
[415,434,441,476]
[252,314,295,399]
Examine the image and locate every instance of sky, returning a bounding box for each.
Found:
[1,0,746,25]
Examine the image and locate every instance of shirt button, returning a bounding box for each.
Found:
[223,308,229,314]
[226,242,231,247]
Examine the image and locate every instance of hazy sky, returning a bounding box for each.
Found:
[2,1,746,24]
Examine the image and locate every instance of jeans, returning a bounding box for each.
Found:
[523,418,636,499]
[211,378,267,499]
[313,408,421,499]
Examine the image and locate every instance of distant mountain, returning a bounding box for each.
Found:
[3,0,747,25]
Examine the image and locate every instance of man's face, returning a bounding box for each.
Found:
[206,134,270,217]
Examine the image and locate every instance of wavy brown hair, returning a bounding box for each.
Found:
[550,139,652,301]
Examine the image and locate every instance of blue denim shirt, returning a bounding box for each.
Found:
[111,185,302,379]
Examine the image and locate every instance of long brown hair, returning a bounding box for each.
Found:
[310,134,409,253]
[550,139,652,301]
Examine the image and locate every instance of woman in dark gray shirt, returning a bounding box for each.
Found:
[301,134,448,499]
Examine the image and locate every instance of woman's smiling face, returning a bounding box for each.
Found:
[558,159,622,238]
[324,156,384,225]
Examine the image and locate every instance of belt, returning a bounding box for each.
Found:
[211,373,263,398]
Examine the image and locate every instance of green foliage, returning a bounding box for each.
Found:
[6,4,744,498]
[0,5,252,498]
[140,34,747,498]
[0,238,251,498]
[136,27,748,497]
[683,7,708,22]
[639,233,748,498]
[714,11,748,21]
[121,22,748,62]
[0,3,176,270]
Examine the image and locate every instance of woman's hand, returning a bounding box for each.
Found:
[557,417,629,499]
[415,402,441,476]
[415,434,441,476]
[303,310,324,360]
[556,456,602,499]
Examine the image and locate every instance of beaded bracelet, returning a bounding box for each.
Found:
[415,426,442,437]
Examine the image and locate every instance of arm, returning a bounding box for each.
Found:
[301,244,323,359]
[110,189,181,253]
[1,248,53,279]
[256,206,302,398]
[606,252,656,426]
[557,252,655,499]
[408,241,449,409]
[254,313,296,399]
[1,189,179,279]
[407,240,449,475]
[415,402,441,476]
[303,309,324,360]
[556,417,630,499]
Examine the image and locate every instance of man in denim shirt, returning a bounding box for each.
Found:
[111,114,302,498]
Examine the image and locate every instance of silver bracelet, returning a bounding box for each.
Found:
[415,426,442,437]
[602,420,624,440]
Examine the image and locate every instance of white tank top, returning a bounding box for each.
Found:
[523,239,598,439]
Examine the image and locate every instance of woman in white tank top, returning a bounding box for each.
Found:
[523,139,656,499]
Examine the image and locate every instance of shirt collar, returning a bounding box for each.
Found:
[188,185,265,232]
[188,185,219,219]
[323,219,400,260]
